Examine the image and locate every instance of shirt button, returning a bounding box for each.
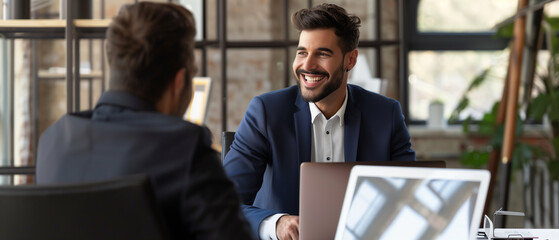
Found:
[326,157,331,161]
[326,131,330,134]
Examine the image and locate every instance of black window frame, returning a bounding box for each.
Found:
[402,0,511,125]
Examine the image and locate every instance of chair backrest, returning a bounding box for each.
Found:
[0,174,168,240]
[221,131,236,161]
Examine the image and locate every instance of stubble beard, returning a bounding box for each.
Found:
[296,63,345,103]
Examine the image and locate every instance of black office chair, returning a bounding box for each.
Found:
[0,174,168,240]
[222,131,236,161]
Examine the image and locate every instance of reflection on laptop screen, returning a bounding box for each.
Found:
[335,166,490,240]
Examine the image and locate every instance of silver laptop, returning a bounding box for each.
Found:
[299,161,446,240]
[335,166,490,240]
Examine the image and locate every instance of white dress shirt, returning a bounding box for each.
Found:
[258,88,348,239]
[309,88,347,163]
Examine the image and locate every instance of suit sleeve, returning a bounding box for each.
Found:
[222,97,279,237]
[181,128,255,240]
[390,101,416,161]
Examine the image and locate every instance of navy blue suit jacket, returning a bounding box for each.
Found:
[223,84,415,236]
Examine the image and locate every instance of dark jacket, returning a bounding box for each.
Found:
[37,90,254,240]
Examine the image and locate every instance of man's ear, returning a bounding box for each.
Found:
[346,49,358,71]
[173,68,187,97]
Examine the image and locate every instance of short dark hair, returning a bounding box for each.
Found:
[106,2,196,105]
[292,3,361,54]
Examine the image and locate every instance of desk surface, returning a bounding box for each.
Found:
[479,228,559,240]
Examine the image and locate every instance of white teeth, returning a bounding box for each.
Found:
[304,76,323,83]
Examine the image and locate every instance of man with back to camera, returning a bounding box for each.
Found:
[223,3,416,240]
[36,2,254,239]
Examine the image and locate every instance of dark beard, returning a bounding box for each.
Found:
[296,64,345,103]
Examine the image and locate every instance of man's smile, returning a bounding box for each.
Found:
[297,69,329,88]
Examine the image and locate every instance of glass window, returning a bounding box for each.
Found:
[227,0,286,41]
[313,0,382,40]
[0,174,34,186]
[408,50,508,121]
[14,175,34,185]
[0,175,8,185]
[380,0,399,41]
[288,0,308,41]
[417,0,518,32]
[205,0,218,41]
[545,1,559,16]
[226,49,286,130]
[380,46,399,98]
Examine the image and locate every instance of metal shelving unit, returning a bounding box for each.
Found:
[0,2,108,183]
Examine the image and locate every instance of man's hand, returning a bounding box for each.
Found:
[276,215,299,240]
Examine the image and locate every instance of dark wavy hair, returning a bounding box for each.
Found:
[106,2,196,105]
[292,3,361,54]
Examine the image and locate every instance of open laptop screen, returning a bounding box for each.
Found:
[335,166,490,240]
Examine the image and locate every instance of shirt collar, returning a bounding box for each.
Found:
[95,90,157,112]
[309,87,348,127]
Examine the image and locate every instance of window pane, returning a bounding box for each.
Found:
[103,0,135,19]
[313,0,382,40]
[408,50,508,121]
[288,0,308,41]
[0,174,34,186]
[381,46,399,99]
[227,0,286,41]
[418,0,518,32]
[1,39,7,167]
[545,1,559,17]
[226,49,286,130]
[288,46,298,86]
[206,0,218,41]
[380,0,398,41]
[14,175,34,185]
[13,39,35,167]
[349,48,381,94]
[0,175,9,185]
[202,48,287,143]
[348,47,400,99]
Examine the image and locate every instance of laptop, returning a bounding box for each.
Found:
[334,166,490,240]
[299,161,446,240]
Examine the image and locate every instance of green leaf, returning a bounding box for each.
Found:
[467,69,490,92]
[494,22,514,38]
[512,143,533,171]
[548,93,559,122]
[449,97,470,123]
[528,94,549,120]
[543,17,559,58]
[514,115,524,138]
[489,124,504,149]
[491,101,501,115]
[449,68,492,123]
[478,112,497,136]
[462,116,472,133]
[460,150,490,169]
[544,17,559,30]
[548,160,559,181]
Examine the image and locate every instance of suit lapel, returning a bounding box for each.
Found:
[294,91,312,164]
[344,85,361,162]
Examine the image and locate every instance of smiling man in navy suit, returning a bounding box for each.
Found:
[223,3,415,240]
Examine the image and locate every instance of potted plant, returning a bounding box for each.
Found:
[527,17,559,180]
